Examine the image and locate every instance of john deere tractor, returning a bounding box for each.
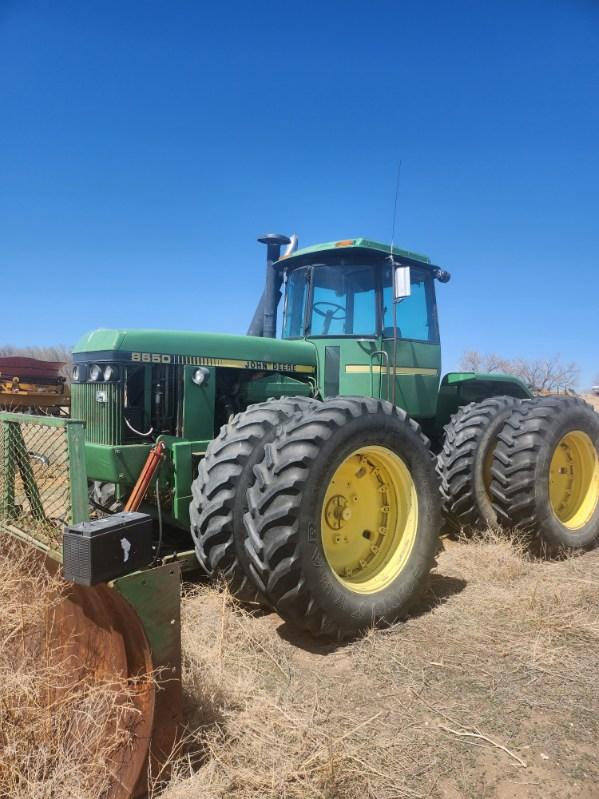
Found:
[71,234,599,639]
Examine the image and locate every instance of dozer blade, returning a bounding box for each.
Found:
[1,411,182,796]
[50,562,182,799]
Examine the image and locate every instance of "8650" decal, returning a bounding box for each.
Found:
[131,352,172,364]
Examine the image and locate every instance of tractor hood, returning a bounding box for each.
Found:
[73,329,316,375]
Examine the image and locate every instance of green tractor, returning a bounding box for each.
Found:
[71,234,599,639]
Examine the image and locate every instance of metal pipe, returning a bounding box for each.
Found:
[247,291,265,337]
[257,234,291,338]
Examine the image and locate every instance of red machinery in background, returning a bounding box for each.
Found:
[0,356,70,413]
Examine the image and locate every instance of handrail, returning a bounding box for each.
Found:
[369,350,390,400]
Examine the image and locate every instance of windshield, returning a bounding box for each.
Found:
[283,264,378,338]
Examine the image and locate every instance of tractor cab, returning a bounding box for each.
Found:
[273,238,450,422]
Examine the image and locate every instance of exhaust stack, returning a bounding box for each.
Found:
[256,233,291,339]
[283,233,299,257]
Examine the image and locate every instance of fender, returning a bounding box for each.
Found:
[435,371,533,434]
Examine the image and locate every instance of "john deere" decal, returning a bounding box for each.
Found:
[130,352,314,373]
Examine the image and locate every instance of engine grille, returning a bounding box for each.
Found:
[71,383,123,445]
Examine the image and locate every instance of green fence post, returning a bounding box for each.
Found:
[1,421,17,520]
[66,420,89,524]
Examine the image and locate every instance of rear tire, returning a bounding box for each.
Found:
[189,396,317,602]
[491,396,599,550]
[437,396,522,532]
[244,396,441,639]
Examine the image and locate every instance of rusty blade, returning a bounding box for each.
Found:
[50,582,155,799]
[112,562,183,785]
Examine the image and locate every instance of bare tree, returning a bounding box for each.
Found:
[459,350,484,373]
[459,351,580,393]
[511,357,579,393]
[459,351,511,375]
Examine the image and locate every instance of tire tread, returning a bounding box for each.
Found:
[244,396,437,639]
[190,396,317,601]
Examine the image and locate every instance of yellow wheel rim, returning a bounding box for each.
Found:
[549,431,599,530]
[320,445,418,594]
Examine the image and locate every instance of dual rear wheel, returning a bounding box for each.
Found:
[437,394,599,550]
[190,396,441,640]
[492,396,599,549]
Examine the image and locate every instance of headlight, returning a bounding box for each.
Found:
[192,367,209,385]
[103,364,118,382]
[89,363,103,381]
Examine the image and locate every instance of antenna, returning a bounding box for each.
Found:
[389,159,402,408]
[389,160,402,263]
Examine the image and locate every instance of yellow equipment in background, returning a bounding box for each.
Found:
[0,356,70,413]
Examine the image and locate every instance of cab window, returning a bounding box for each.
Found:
[382,265,439,342]
[309,265,377,336]
[282,267,308,338]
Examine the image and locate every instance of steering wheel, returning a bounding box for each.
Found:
[313,301,346,320]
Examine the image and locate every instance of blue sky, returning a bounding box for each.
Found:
[1,0,598,386]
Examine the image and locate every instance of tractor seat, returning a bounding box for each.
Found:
[382,327,402,339]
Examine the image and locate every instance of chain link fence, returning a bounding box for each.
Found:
[0,412,88,556]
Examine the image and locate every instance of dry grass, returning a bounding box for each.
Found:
[0,538,143,799]
[583,392,599,413]
[2,532,598,798]
[162,533,599,799]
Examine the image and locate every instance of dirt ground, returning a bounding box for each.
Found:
[160,531,599,799]
[3,529,598,799]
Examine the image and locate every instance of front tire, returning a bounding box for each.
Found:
[244,397,441,639]
[189,396,317,602]
[491,396,599,550]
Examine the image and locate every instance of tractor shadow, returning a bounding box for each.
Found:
[275,621,350,656]
[410,572,467,619]
[274,571,467,656]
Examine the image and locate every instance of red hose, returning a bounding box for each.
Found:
[124,441,166,513]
